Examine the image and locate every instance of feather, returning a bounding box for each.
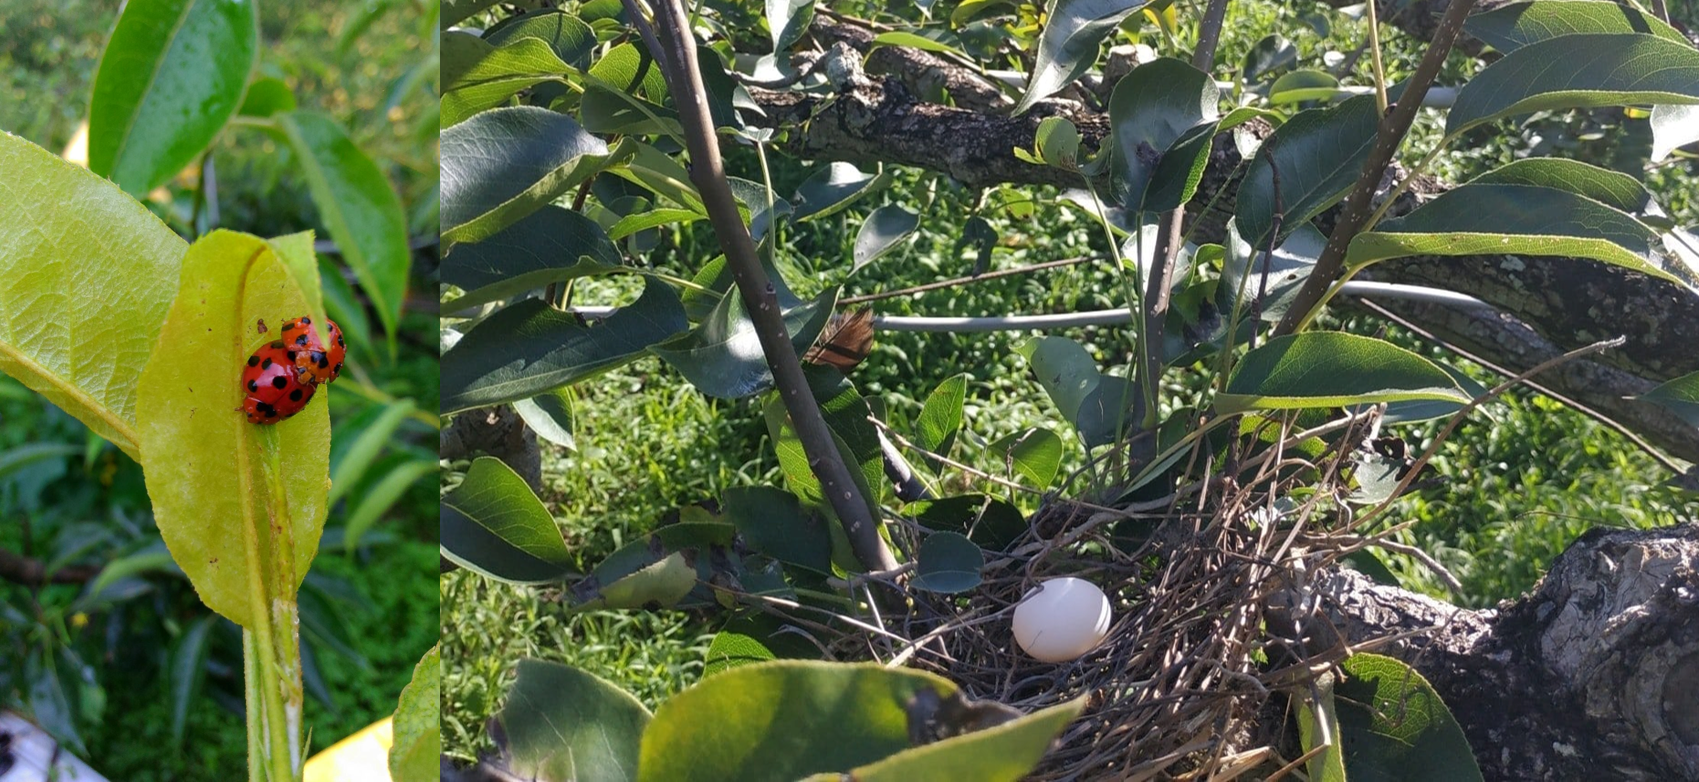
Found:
[804,307,874,372]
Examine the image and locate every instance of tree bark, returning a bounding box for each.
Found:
[744,20,1699,465]
[1305,524,1699,779]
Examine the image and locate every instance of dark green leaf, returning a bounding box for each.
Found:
[914,532,983,593]
[826,697,1086,782]
[1106,57,1219,211]
[854,205,921,270]
[1218,219,1324,322]
[1219,332,1469,414]
[499,659,651,782]
[276,111,411,340]
[608,208,704,241]
[484,10,596,67]
[1015,337,1139,448]
[1013,0,1147,115]
[88,0,258,195]
[1236,94,1377,252]
[1347,184,1674,283]
[958,215,998,275]
[1336,653,1484,782]
[767,0,816,54]
[1446,34,1699,137]
[868,31,969,58]
[723,486,832,574]
[442,205,623,312]
[442,106,635,249]
[652,289,835,400]
[1639,370,1699,428]
[1463,1,1686,54]
[704,629,776,677]
[910,494,1027,551]
[1465,158,1654,215]
[987,428,1064,490]
[1242,33,1296,81]
[442,31,494,87]
[168,615,214,749]
[580,42,683,137]
[442,0,505,29]
[442,278,688,413]
[440,457,576,584]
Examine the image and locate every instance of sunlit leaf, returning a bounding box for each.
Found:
[1013,0,1147,115]
[389,645,441,782]
[440,457,576,584]
[1446,34,1699,137]
[1219,332,1468,414]
[1236,95,1377,252]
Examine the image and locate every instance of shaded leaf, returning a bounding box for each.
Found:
[442,106,636,249]
[442,0,505,29]
[869,31,969,59]
[1639,370,1699,428]
[484,9,597,67]
[910,494,1026,551]
[912,531,983,594]
[1446,34,1699,137]
[724,485,832,574]
[1336,653,1484,781]
[239,76,296,118]
[168,615,214,748]
[1243,34,1297,82]
[513,388,575,449]
[704,629,776,677]
[441,205,623,312]
[440,457,576,584]
[343,459,437,551]
[652,289,835,400]
[330,401,416,509]
[1236,94,1377,252]
[794,163,887,221]
[441,278,688,414]
[88,0,258,195]
[1106,57,1219,211]
[1269,69,1339,104]
[499,659,651,782]
[1013,0,1147,115]
[1015,337,1139,448]
[854,205,921,270]
[1219,332,1468,414]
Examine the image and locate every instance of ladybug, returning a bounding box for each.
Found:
[280,316,346,385]
[241,340,317,424]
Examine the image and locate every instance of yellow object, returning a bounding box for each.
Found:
[304,717,394,782]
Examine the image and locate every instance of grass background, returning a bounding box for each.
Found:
[440,0,1698,764]
[0,0,438,777]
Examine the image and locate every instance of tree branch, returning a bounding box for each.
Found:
[0,547,97,585]
[641,0,898,571]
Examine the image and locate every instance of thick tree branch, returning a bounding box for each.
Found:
[644,0,898,571]
[0,547,97,585]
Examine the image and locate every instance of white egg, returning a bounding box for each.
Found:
[1011,577,1112,662]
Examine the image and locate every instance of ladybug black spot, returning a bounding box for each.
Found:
[256,402,276,416]
[270,340,285,349]
[261,357,273,369]
[247,380,258,392]
[247,355,260,367]
[300,317,311,325]
[288,388,303,402]
[317,356,329,368]
[271,376,288,389]
[295,335,309,346]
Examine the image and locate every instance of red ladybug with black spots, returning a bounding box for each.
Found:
[279,316,346,386]
[240,340,316,424]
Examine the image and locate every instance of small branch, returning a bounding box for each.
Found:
[1272,0,1477,337]
[641,0,898,571]
[0,548,98,585]
[840,255,1101,305]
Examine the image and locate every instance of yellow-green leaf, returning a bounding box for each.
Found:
[0,131,187,461]
[389,644,441,782]
[137,231,331,627]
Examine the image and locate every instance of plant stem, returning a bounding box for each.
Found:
[1365,0,1389,115]
[241,427,301,782]
[633,0,898,571]
[1273,0,1477,337]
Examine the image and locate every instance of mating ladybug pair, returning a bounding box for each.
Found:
[240,316,346,424]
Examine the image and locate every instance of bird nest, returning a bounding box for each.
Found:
[781,410,1406,780]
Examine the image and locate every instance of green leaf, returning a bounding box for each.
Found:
[767,0,815,54]
[1463,1,1687,54]
[1219,332,1469,414]
[1015,336,1139,448]
[442,106,636,250]
[442,30,494,86]
[1236,94,1378,252]
[484,9,597,68]
[1242,33,1297,82]
[608,208,704,241]
[276,111,411,344]
[168,616,214,749]
[854,205,921,270]
[1297,677,1348,782]
[441,277,688,414]
[1268,69,1339,104]
[794,163,888,221]
[579,42,680,137]
[1346,184,1675,283]
[1106,57,1219,212]
[1033,116,1083,169]
[917,374,968,458]
[1446,34,1699,138]
[1639,369,1699,428]
[1651,104,1699,163]
[912,531,983,593]
[869,31,969,59]
[514,388,575,449]
[440,456,576,584]
[1336,653,1484,781]
[1218,218,1325,323]
[78,544,176,609]
[580,550,700,611]
[136,231,331,628]
[987,428,1064,490]
[723,486,832,574]
[238,76,297,118]
[330,400,418,509]
[638,661,961,782]
[828,697,1085,782]
[441,205,624,312]
[911,494,1027,551]
[1013,0,1148,115]
[761,366,887,514]
[389,644,441,782]
[87,0,258,195]
[1464,158,1654,216]
[343,459,437,551]
[442,0,505,29]
[652,289,835,400]
[0,443,82,482]
[442,37,570,127]
[499,659,652,782]
[704,629,776,677]
[0,130,187,460]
